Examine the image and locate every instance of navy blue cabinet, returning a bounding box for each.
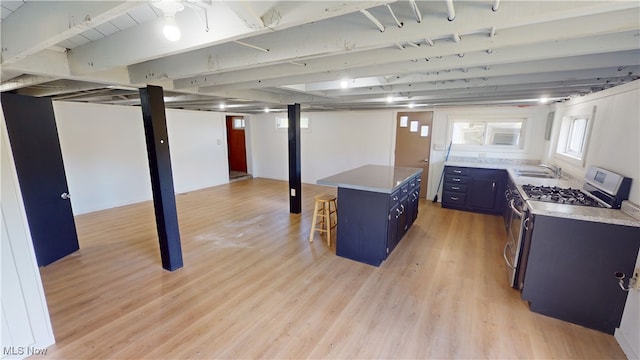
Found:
[442,166,507,214]
[336,174,421,266]
[521,215,640,334]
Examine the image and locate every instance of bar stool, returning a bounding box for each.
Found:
[309,194,338,246]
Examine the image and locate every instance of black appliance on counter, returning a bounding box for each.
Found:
[504,166,632,290]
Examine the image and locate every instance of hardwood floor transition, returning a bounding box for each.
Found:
[37,178,626,359]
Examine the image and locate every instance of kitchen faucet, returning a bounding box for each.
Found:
[539,163,562,178]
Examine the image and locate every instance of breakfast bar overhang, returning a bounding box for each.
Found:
[318,165,423,266]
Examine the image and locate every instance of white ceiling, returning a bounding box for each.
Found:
[1,0,639,113]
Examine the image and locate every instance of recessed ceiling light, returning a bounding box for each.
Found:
[540,97,549,103]
[340,80,349,88]
[264,107,270,113]
[386,95,393,103]
[219,103,226,110]
[408,103,415,108]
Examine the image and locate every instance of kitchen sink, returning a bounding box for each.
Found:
[514,169,557,179]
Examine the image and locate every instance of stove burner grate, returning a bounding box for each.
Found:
[521,184,606,207]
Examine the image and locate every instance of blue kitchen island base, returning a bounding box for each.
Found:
[318,165,422,267]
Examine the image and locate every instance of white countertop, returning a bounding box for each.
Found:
[445,161,640,227]
[317,165,422,194]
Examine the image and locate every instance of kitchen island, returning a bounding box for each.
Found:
[317,165,422,266]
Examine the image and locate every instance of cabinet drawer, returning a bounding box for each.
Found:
[444,174,470,184]
[443,192,466,205]
[445,167,470,176]
[444,183,468,192]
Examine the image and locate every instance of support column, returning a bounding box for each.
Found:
[139,85,183,271]
[288,103,302,214]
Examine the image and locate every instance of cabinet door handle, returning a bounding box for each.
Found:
[450,196,459,201]
[393,196,398,201]
[453,170,462,174]
[492,182,496,191]
[451,186,460,190]
[452,178,461,182]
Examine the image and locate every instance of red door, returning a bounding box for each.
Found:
[226,116,247,173]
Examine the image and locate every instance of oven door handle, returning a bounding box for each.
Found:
[503,242,516,270]
[509,199,523,218]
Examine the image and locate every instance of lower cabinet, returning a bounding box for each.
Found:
[442,166,507,214]
[521,215,640,334]
[336,174,421,266]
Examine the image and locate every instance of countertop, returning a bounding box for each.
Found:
[317,165,422,194]
[445,161,640,227]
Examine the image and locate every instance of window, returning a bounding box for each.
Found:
[556,107,595,165]
[449,117,526,149]
[276,117,310,129]
[231,117,245,129]
[566,117,588,155]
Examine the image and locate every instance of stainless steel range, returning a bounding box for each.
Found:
[504,166,632,289]
[521,185,606,207]
[521,166,632,209]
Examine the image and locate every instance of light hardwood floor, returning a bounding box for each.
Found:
[38,178,626,359]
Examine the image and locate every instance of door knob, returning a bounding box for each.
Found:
[423,159,429,162]
[61,192,71,200]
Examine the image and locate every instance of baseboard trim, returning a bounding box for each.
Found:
[615,327,638,360]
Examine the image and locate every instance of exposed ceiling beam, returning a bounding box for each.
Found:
[130,4,638,83]
[185,33,639,91]
[223,1,265,30]
[0,1,140,64]
[66,1,395,75]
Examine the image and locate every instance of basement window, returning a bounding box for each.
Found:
[555,107,595,166]
[276,117,310,129]
[449,117,526,149]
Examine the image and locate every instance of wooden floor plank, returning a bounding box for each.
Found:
[37,178,626,359]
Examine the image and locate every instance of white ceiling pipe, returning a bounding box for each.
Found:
[233,40,269,53]
[409,0,422,23]
[446,0,456,21]
[386,4,403,28]
[490,26,496,37]
[493,0,500,11]
[360,9,385,32]
[452,33,461,42]
[425,38,435,46]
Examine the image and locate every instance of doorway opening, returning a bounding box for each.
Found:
[225,115,252,182]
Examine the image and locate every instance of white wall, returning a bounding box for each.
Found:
[422,106,549,200]
[1,109,55,360]
[53,102,229,214]
[248,110,396,183]
[249,107,549,201]
[165,108,229,193]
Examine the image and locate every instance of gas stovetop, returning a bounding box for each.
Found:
[521,184,606,208]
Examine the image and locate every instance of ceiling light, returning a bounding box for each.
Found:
[408,103,415,108]
[340,80,349,89]
[387,95,394,103]
[163,16,181,41]
[219,103,226,110]
[153,0,185,42]
[264,107,270,113]
[540,97,549,103]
